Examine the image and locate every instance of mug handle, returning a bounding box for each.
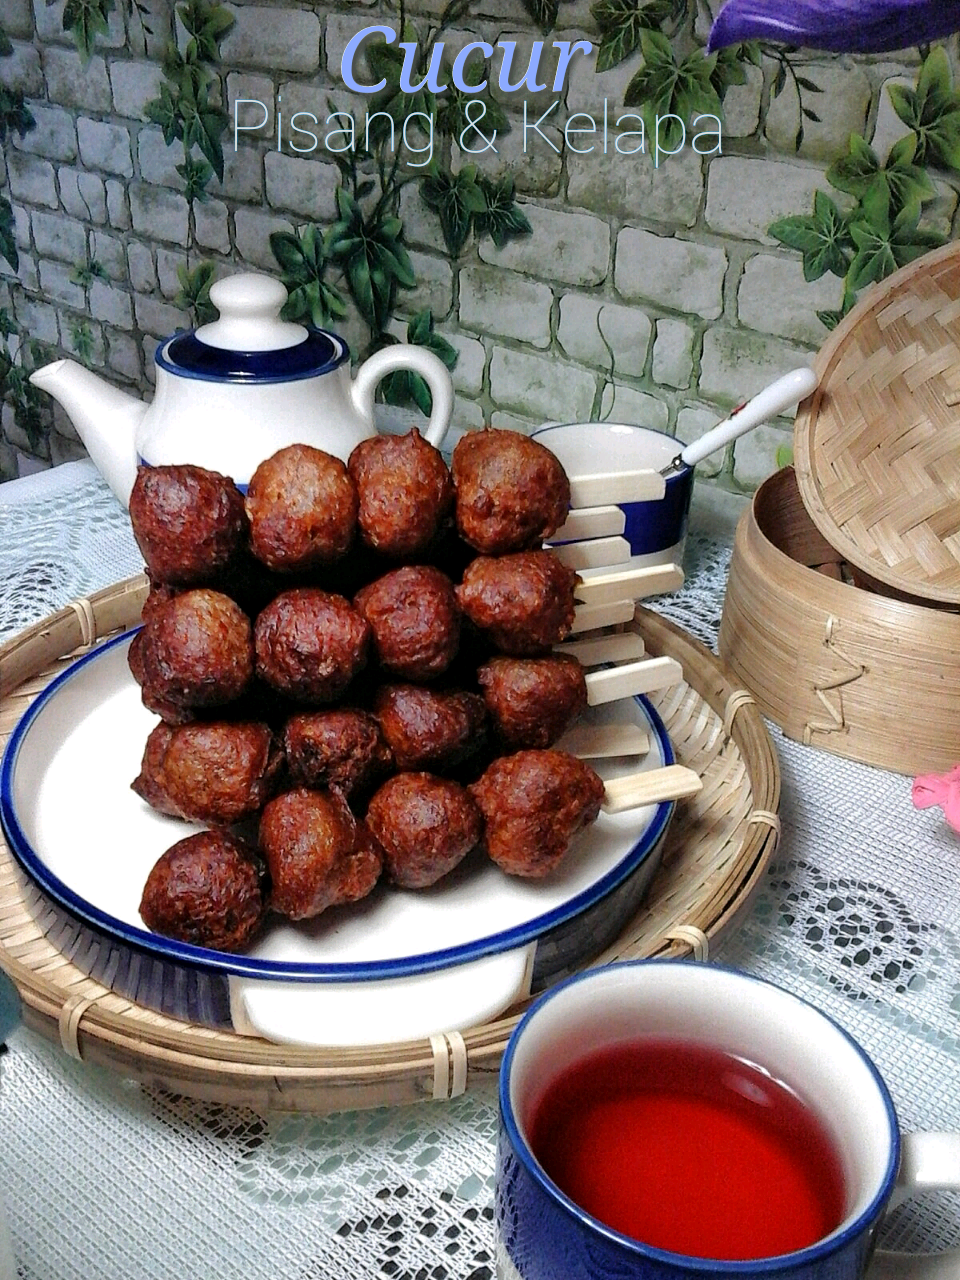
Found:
[870,1133,960,1278]
[349,346,454,451]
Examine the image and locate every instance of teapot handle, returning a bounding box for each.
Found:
[349,346,454,450]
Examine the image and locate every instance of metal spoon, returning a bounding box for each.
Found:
[660,366,819,477]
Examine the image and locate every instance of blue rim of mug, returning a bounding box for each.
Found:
[154,328,349,384]
[499,958,901,1274]
[0,633,676,983]
[531,421,695,487]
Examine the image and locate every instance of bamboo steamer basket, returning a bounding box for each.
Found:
[719,465,960,774]
[793,240,960,607]
[0,576,780,1114]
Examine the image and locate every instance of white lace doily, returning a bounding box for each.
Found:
[1,472,959,1278]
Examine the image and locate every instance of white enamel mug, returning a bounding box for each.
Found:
[497,961,960,1280]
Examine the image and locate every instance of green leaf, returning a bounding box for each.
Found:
[420,167,485,256]
[0,86,34,144]
[70,321,96,363]
[176,153,214,202]
[775,443,794,469]
[827,132,934,216]
[175,259,217,325]
[435,61,510,138]
[269,225,346,328]
[61,0,113,63]
[847,192,946,291]
[473,176,533,248]
[0,198,18,273]
[176,0,234,62]
[887,47,960,172]
[520,0,559,33]
[768,189,852,281]
[624,34,722,150]
[590,0,675,71]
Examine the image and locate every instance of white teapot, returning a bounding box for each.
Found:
[29,272,454,506]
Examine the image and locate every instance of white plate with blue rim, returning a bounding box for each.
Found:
[0,630,676,1047]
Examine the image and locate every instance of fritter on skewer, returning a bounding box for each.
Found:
[374,683,488,773]
[354,564,460,681]
[128,463,248,587]
[469,749,604,878]
[283,708,392,800]
[132,719,284,825]
[365,772,482,889]
[254,588,370,704]
[137,588,254,718]
[140,830,268,952]
[456,550,578,655]
[451,427,570,555]
[477,653,587,750]
[245,443,358,573]
[349,428,454,558]
[259,786,383,920]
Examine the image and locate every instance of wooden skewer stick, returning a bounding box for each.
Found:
[552,505,625,543]
[585,655,683,706]
[602,764,702,813]
[569,599,636,634]
[568,469,666,508]
[575,562,684,605]
[554,632,645,666]
[561,722,651,759]
[550,536,632,572]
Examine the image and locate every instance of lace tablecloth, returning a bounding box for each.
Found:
[1,463,959,1280]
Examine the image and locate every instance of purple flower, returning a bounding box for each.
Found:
[707,0,960,54]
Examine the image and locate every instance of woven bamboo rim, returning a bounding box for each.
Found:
[0,576,780,1114]
[719,466,960,775]
[794,240,960,606]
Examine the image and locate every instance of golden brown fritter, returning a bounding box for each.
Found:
[349,428,454,558]
[477,653,587,750]
[452,428,570,555]
[258,787,383,920]
[365,772,482,889]
[456,551,578,655]
[128,464,248,587]
[137,588,255,716]
[245,443,358,573]
[283,708,393,799]
[139,830,268,952]
[374,683,487,773]
[254,588,370,704]
[131,719,284,824]
[354,565,460,681]
[469,749,604,878]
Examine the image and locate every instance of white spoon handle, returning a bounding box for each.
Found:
[677,367,818,470]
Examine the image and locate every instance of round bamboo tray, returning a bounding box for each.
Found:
[719,466,960,775]
[0,576,779,1114]
[794,240,960,606]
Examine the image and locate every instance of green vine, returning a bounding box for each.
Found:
[769,47,958,330]
[0,22,49,457]
[266,12,538,414]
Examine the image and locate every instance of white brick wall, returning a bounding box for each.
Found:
[1,0,950,491]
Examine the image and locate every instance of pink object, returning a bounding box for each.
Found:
[912,766,960,833]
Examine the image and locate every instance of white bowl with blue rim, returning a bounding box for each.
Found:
[533,422,694,570]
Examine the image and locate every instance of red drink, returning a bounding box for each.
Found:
[529,1038,847,1261]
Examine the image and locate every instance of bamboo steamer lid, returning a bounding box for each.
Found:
[793,240,960,606]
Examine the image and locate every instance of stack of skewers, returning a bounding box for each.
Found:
[125,426,701,954]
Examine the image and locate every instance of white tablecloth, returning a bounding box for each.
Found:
[1,464,959,1279]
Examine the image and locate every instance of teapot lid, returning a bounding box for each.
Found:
[156,273,348,384]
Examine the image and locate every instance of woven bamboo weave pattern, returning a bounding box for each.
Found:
[794,242,960,604]
[0,578,779,1113]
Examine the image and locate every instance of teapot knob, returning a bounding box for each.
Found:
[196,272,308,351]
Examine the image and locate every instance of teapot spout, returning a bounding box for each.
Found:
[29,359,146,506]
